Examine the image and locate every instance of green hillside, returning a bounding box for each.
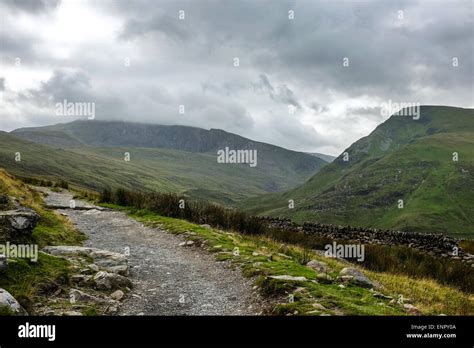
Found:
[11,120,326,177]
[241,106,474,238]
[0,122,326,205]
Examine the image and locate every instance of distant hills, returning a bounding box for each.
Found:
[241,106,474,238]
[3,106,472,237]
[1,121,327,205]
[307,152,336,163]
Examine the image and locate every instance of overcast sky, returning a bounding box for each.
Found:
[1,0,472,155]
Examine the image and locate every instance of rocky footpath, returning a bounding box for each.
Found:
[34,188,264,315]
[0,190,133,315]
[37,246,133,316]
[260,217,473,265]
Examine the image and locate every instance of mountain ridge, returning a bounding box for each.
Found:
[2,121,328,205]
[11,120,323,157]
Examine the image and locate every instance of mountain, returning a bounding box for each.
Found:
[241,106,474,238]
[2,121,327,205]
[307,152,336,163]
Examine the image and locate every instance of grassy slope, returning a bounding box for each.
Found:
[101,203,473,315]
[0,169,86,313]
[0,130,325,205]
[241,106,474,238]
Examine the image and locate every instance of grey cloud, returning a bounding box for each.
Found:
[119,14,191,42]
[0,29,38,62]
[107,0,472,103]
[2,0,473,154]
[18,69,93,108]
[258,74,274,92]
[310,103,329,114]
[271,84,301,108]
[2,0,60,13]
[256,74,301,108]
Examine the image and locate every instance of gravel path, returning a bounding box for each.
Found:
[36,188,263,315]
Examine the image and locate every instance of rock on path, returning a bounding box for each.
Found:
[38,188,262,315]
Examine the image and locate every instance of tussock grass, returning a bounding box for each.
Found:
[0,253,71,312]
[368,271,474,315]
[101,188,265,235]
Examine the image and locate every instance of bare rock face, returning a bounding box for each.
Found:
[0,208,40,243]
[0,288,28,315]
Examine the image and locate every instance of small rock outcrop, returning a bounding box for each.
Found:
[37,245,132,315]
[0,288,28,315]
[0,209,39,243]
[42,246,129,276]
[306,260,329,273]
[69,288,108,305]
[338,268,375,288]
[110,290,125,301]
[93,271,132,291]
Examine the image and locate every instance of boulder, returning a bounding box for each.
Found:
[338,268,374,288]
[306,260,328,273]
[0,288,28,315]
[93,271,132,290]
[71,274,93,286]
[0,209,39,243]
[69,288,107,305]
[110,290,125,301]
